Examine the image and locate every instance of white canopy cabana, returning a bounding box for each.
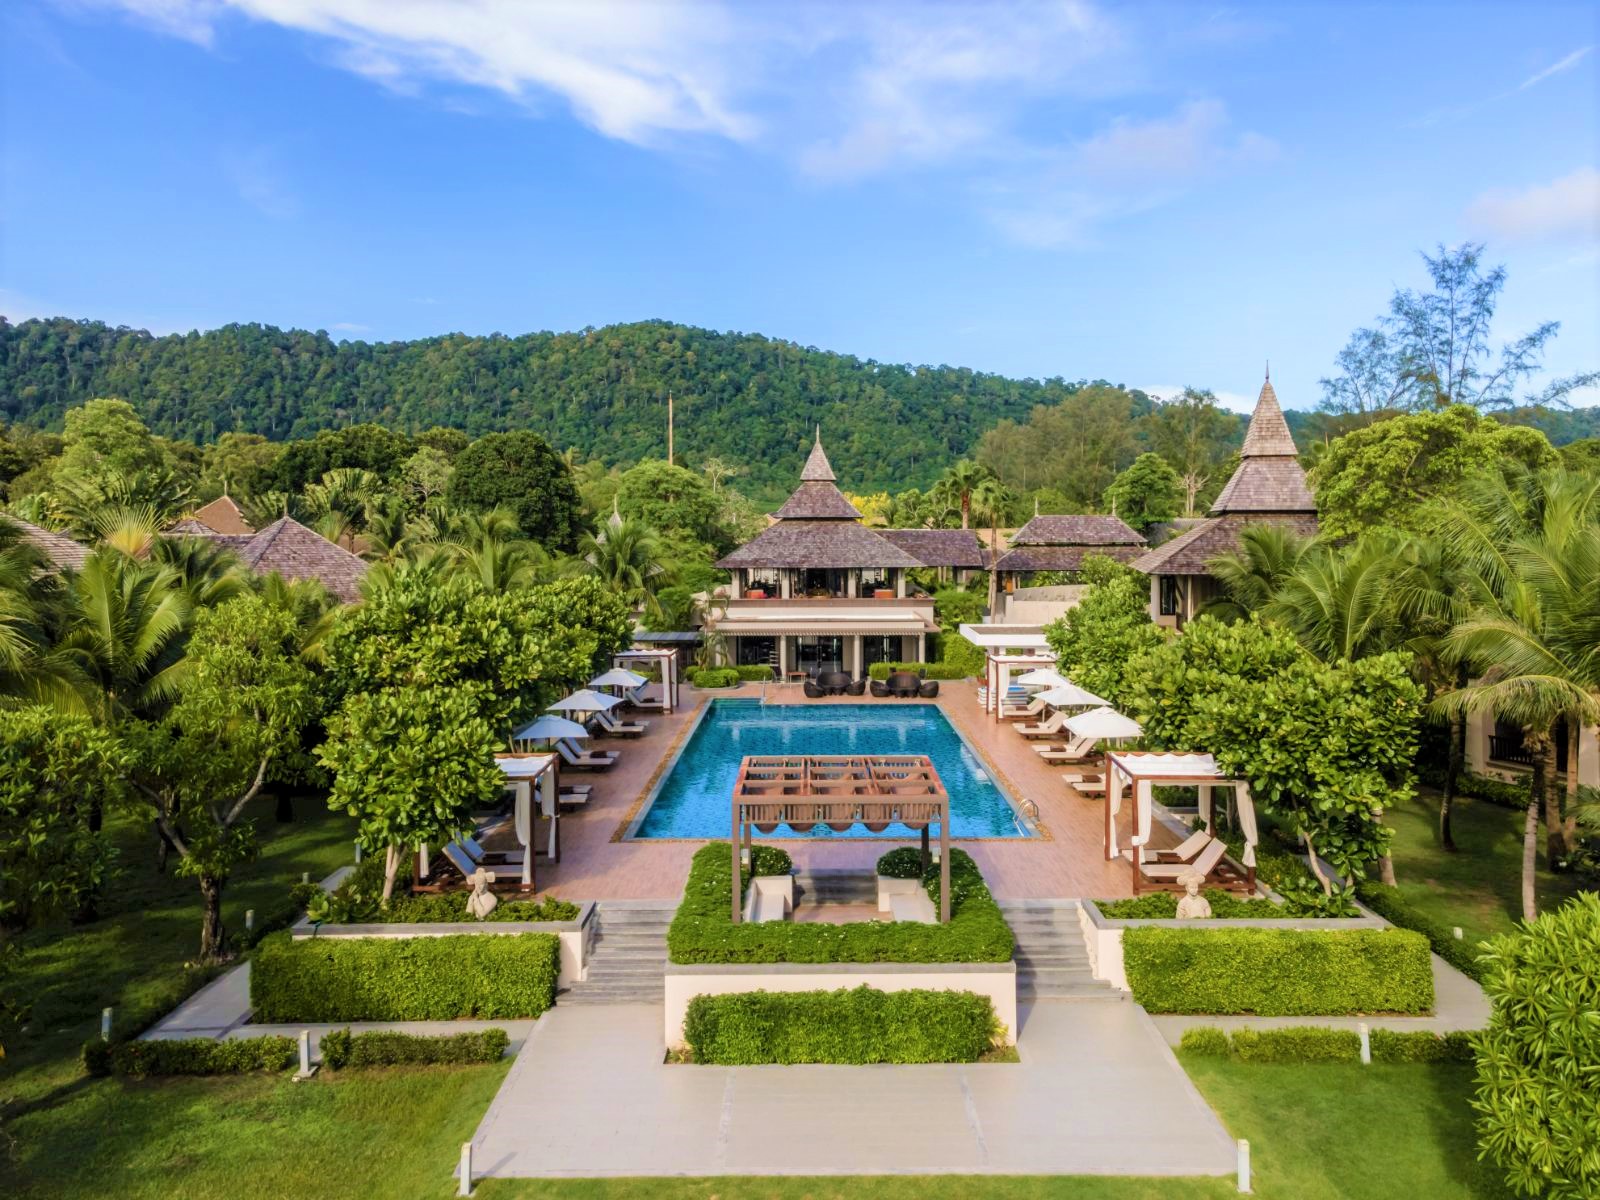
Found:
[975,651,1058,720]
[1104,751,1259,894]
[494,752,558,885]
[614,647,680,713]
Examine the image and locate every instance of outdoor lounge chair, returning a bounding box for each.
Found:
[432,842,530,892]
[1035,735,1097,762]
[627,685,666,710]
[1000,696,1045,721]
[1137,836,1227,887]
[1146,829,1212,864]
[594,710,647,737]
[1061,772,1105,795]
[869,679,890,698]
[460,834,524,868]
[556,739,618,771]
[847,678,866,696]
[887,671,921,698]
[918,680,939,698]
[803,679,827,698]
[820,670,852,696]
[1017,710,1069,738]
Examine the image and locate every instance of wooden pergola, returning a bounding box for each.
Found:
[729,755,951,924]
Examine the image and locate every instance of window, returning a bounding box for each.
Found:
[861,636,899,668]
[736,637,776,668]
[1158,575,1180,616]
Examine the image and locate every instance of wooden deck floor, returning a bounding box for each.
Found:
[493,680,1162,903]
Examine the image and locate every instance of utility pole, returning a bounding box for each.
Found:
[667,392,674,465]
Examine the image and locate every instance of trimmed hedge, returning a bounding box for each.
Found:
[734,664,775,682]
[251,932,559,1021]
[875,847,925,879]
[684,986,1000,1064]
[319,1027,510,1069]
[690,667,740,688]
[1096,891,1298,919]
[83,1035,297,1078]
[1417,765,1529,811]
[668,844,1014,964]
[1355,883,1487,982]
[866,661,970,681]
[375,894,580,924]
[1122,927,1434,1015]
[1178,1026,1475,1064]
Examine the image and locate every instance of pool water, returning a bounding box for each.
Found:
[633,700,1033,839]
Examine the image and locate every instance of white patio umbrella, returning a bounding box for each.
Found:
[1014,667,1066,688]
[1036,680,1108,709]
[590,667,648,690]
[511,715,589,744]
[548,688,623,714]
[1064,706,1144,741]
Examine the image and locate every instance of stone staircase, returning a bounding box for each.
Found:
[1001,901,1122,1002]
[556,902,676,1006]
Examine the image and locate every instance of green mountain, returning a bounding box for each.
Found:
[0,316,1146,498]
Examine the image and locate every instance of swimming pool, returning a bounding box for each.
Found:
[631,700,1034,839]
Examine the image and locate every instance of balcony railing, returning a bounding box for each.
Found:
[1488,734,1534,767]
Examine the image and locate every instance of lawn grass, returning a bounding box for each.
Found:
[2,1055,1506,1199]
[1383,788,1585,945]
[1,798,358,1109]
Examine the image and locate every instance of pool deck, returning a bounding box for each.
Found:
[495,680,1161,903]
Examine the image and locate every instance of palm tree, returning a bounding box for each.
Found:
[445,508,547,591]
[1436,466,1600,917]
[934,460,992,529]
[580,511,667,604]
[149,535,250,608]
[1266,531,1404,663]
[0,517,79,707]
[1202,524,1312,621]
[972,476,1011,618]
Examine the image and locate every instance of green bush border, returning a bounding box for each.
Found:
[1177,1025,1475,1064]
[684,986,1000,1064]
[1355,883,1487,982]
[319,1027,509,1069]
[667,844,1014,964]
[250,931,559,1021]
[690,667,741,689]
[866,661,970,681]
[1096,891,1299,919]
[1123,926,1434,1015]
[83,1035,297,1078]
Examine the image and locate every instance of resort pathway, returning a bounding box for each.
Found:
[469,1001,1237,1179]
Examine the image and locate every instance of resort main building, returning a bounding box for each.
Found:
[709,433,983,676]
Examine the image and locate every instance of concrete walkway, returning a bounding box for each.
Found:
[146,963,253,1039]
[1147,951,1491,1045]
[470,1001,1236,1179]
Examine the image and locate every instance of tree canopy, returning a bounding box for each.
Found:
[448,430,583,550]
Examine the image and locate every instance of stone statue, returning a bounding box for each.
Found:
[466,866,498,920]
[1175,870,1212,920]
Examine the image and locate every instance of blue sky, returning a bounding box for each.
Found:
[3,0,1596,413]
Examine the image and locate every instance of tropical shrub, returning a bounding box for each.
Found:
[875,847,926,879]
[668,844,1013,964]
[734,664,775,682]
[1095,891,1298,919]
[865,661,970,681]
[684,987,1000,1064]
[1121,927,1433,1015]
[318,1027,509,1069]
[84,1035,297,1078]
[1473,893,1600,1200]
[1043,555,1165,706]
[251,932,559,1021]
[749,845,792,876]
[691,667,740,688]
[368,893,580,924]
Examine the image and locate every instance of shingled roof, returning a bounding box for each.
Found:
[992,543,1145,574]
[877,528,987,568]
[184,495,255,535]
[799,429,837,482]
[1136,374,1318,577]
[773,481,862,520]
[226,516,369,602]
[1132,513,1320,576]
[716,520,922,569]
[1011,514,1146,547]
[5,516,89,571]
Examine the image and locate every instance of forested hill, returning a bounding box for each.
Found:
[0,316,1141,497]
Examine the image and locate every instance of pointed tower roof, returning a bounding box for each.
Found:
[1238,376,1298,458]
[1207,374,1315,515]
[799,427,837,482]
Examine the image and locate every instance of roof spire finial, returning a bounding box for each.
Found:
[1265,359,1270,382]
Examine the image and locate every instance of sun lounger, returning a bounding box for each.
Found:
[1000,697,1045,721]
[1034,734,1096,761]
[556,739,618,771]
[627,685,665,710]
[460,834,525,867]
[1147,829,1212,864]
[1017,711,1069,738]
[1137,837,1227,885]
[594,710,647,737]
[1061,772,1105,795]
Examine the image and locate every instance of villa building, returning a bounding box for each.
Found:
[991,514,1146,593]
[1133,375,1318,627]
[710,433,981,675]
[174,507,370,603]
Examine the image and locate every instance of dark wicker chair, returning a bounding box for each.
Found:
[918,680,940,699]
[820,671,851,696]
[869,679,890,698]
[846,678,866,696]
[887,671,921,698]
[803,679,826,698]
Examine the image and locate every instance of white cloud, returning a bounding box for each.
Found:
[1519,45,1593,90]
[1466,167,1600,245]
[1144,384,1255,413]
[330,321,369,332]
[983,99,1276,247]
[221,146,300,218]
